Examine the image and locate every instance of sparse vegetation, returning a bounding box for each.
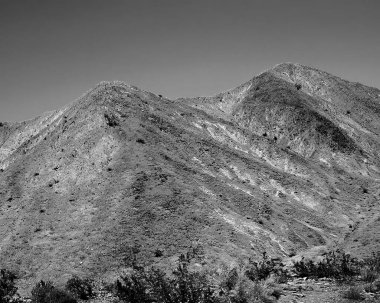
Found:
[115,253,219,303]
[360,268,378,283]
[229,277,278,303]
[31,281,77,303]
[293,250,360,280]
[1,249,380,302]
[364,252,380,273]
[154,249,163,257]
[0,269,18,303]
[245,252,287,282]
[65,276,94,300]
[113,250,285,303]
[104,113,119,127]
[342,286,364,301]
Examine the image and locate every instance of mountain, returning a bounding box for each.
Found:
[1,63,380,290]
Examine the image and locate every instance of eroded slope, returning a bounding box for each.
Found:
[0,64,379,290]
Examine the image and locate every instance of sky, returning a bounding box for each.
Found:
[0,0,379,122]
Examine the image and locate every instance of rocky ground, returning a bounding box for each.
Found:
[76,279,380,303]
[14,278,380,303]
[278,278,379,303]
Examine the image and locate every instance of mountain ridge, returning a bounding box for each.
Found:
[0,63,379,292]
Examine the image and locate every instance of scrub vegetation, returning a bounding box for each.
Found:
[1,250,380,302]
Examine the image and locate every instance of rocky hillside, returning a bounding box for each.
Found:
[1,63,379,290]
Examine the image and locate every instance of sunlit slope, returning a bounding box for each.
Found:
[0,64,379,288]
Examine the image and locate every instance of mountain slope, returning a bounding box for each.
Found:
[0,64,379,290]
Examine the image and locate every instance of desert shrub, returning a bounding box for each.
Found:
[293,250,359,279]
[104,113,118,127]
[167,254,216,303]
[293,258,316,278]
[154,249,163,258]
[360,268,378,283]
[230,277,276,303]
[0,269,18,303]
[363,281,380,293]
[115,253,219,303]
[115,271,151,303]
[245,252,289,282]
[31,280,77,303]
[65,276,94,300]
[218,262,282,303]
[342,286,364,301]
[115,249,285,303]
[363,252,380,273]
[229,277,253,303]
[223,268,239,291]
[245,252,274,281]
[295,83,302,90]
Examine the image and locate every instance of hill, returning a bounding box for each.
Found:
[1,63,380,291]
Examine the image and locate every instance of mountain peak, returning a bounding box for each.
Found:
[269,62,324,76]
[271,62,301,69]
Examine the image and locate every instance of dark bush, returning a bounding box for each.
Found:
[360,268,378,283]
[115,271,151,303]
[295,83,302,90]
[166,253,216,303]
[66,276,94,300]
[0,269,18,303]
[363,252,380,272]
[154,249,163,258]
[31,280,77,303]
[293,250,360,279]
[104,113,118,127]
[245,252,288,282]
[342,286,364,301]
[223,268,239,291]
[115,253,219,303]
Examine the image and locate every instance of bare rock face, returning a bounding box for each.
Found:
[1,64,380,289]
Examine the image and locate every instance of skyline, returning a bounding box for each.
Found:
[1,0,379,122]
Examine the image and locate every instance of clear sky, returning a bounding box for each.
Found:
[1,0,379,122]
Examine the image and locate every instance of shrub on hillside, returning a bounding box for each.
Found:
[114,248,288,303]
[65,276,94,300]
[115,268,151,303]
[115,253,219,303]
[293,250,359,279]
[363,252,380,273]
[360,268,378,283]
[228,275,280,303]
[0,269,18,303]
[31,280,77,303]
[342,286,364,301]
[245,252,289,282]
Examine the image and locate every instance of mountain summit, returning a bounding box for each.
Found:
[1,64,380,289]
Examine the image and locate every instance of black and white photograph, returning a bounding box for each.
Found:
[1,1,380,302]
